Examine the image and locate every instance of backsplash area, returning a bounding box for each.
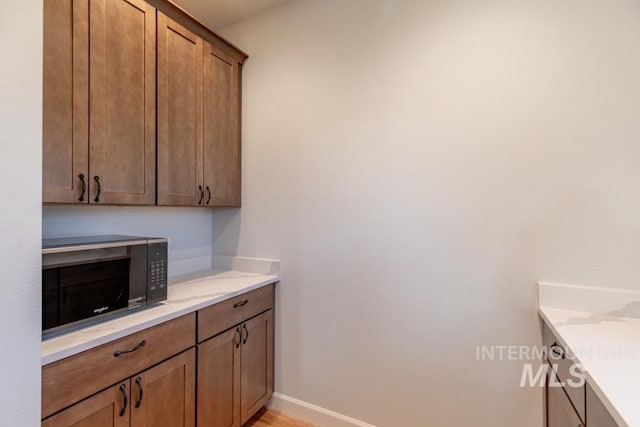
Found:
[43,205,215,277]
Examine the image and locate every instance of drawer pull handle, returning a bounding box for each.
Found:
[93,176,102,203]
[114,340,146,357]
[119,383,128,417]
[198,185,204,205]
[550,342,565,360]
[78,174,86,202]
[233,299,248,308]
[242,324,249,344]
[135,377,144,408]
[235,327,241,349]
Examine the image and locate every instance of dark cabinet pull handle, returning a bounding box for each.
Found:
[78,174,86,201]
[198,185,204,205]
[235,326,241,349]
[119,383,128,417]
[114,340,146,357]
[206,186,212,205]
[135,377,143,408]
[550,342,565,360]
[242,324,249,344]
[233,299,248,309]
[93,176,102,203]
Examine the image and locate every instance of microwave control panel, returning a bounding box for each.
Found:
[147,241,168,303]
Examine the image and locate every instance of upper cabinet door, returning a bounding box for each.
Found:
[89,0,156,205]
[157,12,204,207]
[203,42,241,207]
[43,0,89,204]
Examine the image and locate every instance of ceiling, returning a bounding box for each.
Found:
[173,0,291,29]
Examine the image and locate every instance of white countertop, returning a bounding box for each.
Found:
[42,256,279,366]
[539,282,640,427]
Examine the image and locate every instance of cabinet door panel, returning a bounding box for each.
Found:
[203,42,241,207]
[198,327,241,427]
[240,310,274,424]
[131,348,196,427]
[42,381,129,427]
[586,383,619,427]
[89,0,155,205]
[547,371,583,427]
[43,0,89,203]
[157,12,203,206]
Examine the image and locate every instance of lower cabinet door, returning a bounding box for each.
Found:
[42,381,130,427]
[548,373,584,427]
[240,310,274,425]
[586,383,619,427]
[130,348,196,427]
[198,326,242,427]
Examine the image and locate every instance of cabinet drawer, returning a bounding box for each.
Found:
[542,322,585,423]
[42,313,195,418]
[198,284,274,342]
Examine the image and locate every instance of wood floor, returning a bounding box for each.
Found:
[244,408,314,427]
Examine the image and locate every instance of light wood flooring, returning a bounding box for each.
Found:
[244,408,314,427]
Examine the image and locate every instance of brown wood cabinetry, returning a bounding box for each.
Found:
[157,12,204,207]
[42,314,195,418]
[43,349,195,427]
[42,285,276,427]
[43,0,156,205]
[203,41,241,207]
[43,0,245,206]
[157,13,241,207]
[129,348,196,427]
[239,311,274,424]
[88,0,156,205]
[42,383,128,427]
[198,287,275,427]
[197,326,241,427]
[42,0,88,203]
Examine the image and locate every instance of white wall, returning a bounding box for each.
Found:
[43,206,215,277]
[213,0,640,425]
[0,0,42,424]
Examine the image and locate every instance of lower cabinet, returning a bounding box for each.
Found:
[130,349,196,427]
[240,311,274,424]
[43,348,195,427]
[586,383,618,427]
[42,384,128,427]
[547,370,584,427]
[197,285,275,426]
[42,285,276,427]
[542,318,619,427]
[198,309,274,427]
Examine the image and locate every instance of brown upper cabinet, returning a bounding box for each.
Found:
[43,0,88,204]
[43,0,156,205]
[89,0,157,205]
[157,12,241,207]
[203,42,241,207]
[43,0,246,206]
[157,13,204,207]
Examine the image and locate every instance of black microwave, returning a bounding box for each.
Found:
[42,235,168,335]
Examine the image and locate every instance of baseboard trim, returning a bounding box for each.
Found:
[268,393,376,427]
